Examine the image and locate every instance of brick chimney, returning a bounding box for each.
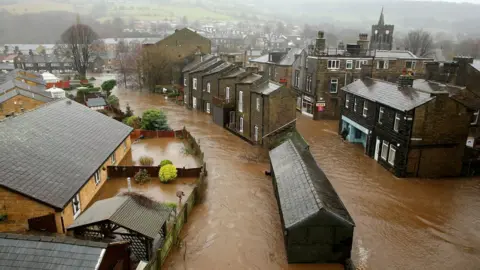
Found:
[314,31,326,56]
[194,47,202,62]
[357,33,369,52]
[453,56,474,86]
[425,62,440,81]
[397,72,414,88]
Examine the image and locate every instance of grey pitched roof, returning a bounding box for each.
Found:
[204,62,233,75]
[182,54,215,72]
[277,48,304,66]
[342,78,435,111]
[249,54,269,63]
[471,60,480,72]
[253,81,283,95]
[240,73,262,83]
[0,99,133,209]
[221,67,246,78]
[0,233,107,270]
[0,80,52,104]
[0,63,14,71]
[269,139,354,229]
[68,196,173,239]
[0,69,46,85]
[86,97,107,107]
[190,57,223,74]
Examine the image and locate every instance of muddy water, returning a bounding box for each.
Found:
[93,75,480,269]
[120,138,200,168]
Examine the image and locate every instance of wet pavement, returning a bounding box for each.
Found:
[120,138,200,168]
[90,75,480,270]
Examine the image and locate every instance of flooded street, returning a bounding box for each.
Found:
[100,75,480,269]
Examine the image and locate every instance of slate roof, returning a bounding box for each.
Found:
[86,97,107,107]
[249,54,269,63]
[269,139,354,229]
[0,63,14,71]
[204,62,233,75]
[0,80,52,104]
[342,78,435,111]
[253,81,283,95]
[221,67,246,78]
[250,48,303,66]
[190,57,223,74]
[0,99,133,209]
[471,60,480,72]
[182,54,215,72]
[0,233,107,270]
[0,69,46,85]
[68,195,173,239]
[240,73,262,83]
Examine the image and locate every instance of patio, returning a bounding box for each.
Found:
[120,137,200,168]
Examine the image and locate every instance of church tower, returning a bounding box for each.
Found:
[370,8,394,51]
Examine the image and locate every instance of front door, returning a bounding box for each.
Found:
[374,137,380,161]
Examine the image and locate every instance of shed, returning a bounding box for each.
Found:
[268,139,355,264]
[86,97,107,110]
[67,195,174,261]
[45,86,66,98]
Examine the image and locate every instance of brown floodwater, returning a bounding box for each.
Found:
[90,74,480,269]
[120,137,200,168]
[89,177,197,208]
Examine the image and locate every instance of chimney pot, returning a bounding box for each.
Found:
[397,74,414,88]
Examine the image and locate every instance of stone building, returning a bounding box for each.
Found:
[249,48,304,88]
[0,79,53,119]
[182,54,216,109]
[188,57,224,113]
[370,8,394,51]
[0,99,132,232]
[340,73,475,178]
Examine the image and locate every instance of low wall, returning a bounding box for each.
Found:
[107,166,202,178]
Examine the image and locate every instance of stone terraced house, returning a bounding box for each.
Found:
[0,99,132,233]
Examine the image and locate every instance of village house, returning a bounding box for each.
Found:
[340,71,475,178]
[182,53,216,109]
[0,99,133,233]
[0,79,53,119]
[199,61,235,115]
[249,48,304,88]
[0,69,46,87]
[145,28,212,85]
[14,54,75,73]
[212,67,247,127]
[268,138,355,264]
[0,233,132,270]
[188,57,225,113]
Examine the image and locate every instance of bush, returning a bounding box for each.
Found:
[139,156,154,166]
[160,159,172,166]
[159,164,177,183]
[102,79,117,97]
[107,95,119,108]
[141,109,170,131]
[134,169,150,184]
[163,202,177,208]
[123,116,141,129]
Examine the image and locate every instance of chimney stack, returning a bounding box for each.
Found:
[453,56,474,86]
[194,47,202,62]
[425,62,440,81]
[360,64,372,80]
[337,41,345,50]
[397,72,414,88]
[357,33,369,53]
[314,31,326,56]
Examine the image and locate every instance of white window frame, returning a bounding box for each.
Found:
[405,61,416,70]
[346,60,353,69]
[184,94,187,104]
[238,90,243,112]
[94,170,101,185]
[355,60,368,69]
[239,117,244,133]
[345,94,350,108]
[225,86,230,101]
[111,153,116,165]
[193,97,197,109]
[330,78,338,93]
[72,193,81,219]
[327,60,340,69]
[471,110,479,125]
[206,82,211,93]
[388,145,396,165]
[256,97,261,112]
[192,78,197,90]
[294,70,299,87]
[378,107,384,124]
[254,125,259,141]
[394,113,400,132]
[362,101,368,117]
[354,98,358,112]
[206,102,210,113]
[306,75,312,92]
[381,141,389,160]
[184,78,187,86]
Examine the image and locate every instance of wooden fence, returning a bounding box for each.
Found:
[107,166,202,178]
[130,129,176,141]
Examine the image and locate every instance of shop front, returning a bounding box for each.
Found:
[301,95,314,117]
[340,115,370,150]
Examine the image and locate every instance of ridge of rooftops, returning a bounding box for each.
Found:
[342,77,480,112]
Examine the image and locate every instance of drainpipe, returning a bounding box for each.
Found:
[127,177,132,192]
[261,93,265,145]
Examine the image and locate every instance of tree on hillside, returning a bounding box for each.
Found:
[403,29,434,57]
[60,15,99,79]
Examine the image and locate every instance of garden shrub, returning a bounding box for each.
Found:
[160,159,173,166]
[159,164,177,183]
[134,169,150,184]
[123,116,141,129]
[141,109,170,131]
[139,156,154,166]
[163,202,177,208]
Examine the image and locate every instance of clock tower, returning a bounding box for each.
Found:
[370,8,394,50]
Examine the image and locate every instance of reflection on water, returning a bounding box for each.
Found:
[120,138,200,168]
[90,74,480,270]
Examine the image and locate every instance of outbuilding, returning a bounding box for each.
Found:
[268,139,355,264]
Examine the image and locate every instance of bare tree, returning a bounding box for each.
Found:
[403,29,434,57]
[60,16,99,78]
[116,40,142,88]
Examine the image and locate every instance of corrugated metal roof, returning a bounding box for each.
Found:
[0,233,106,270]
[68,196,173,239]
[0,99,133,209]
[269,139,354,229]
[342,78,435,111]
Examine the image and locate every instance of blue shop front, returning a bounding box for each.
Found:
[340,115,370,150]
